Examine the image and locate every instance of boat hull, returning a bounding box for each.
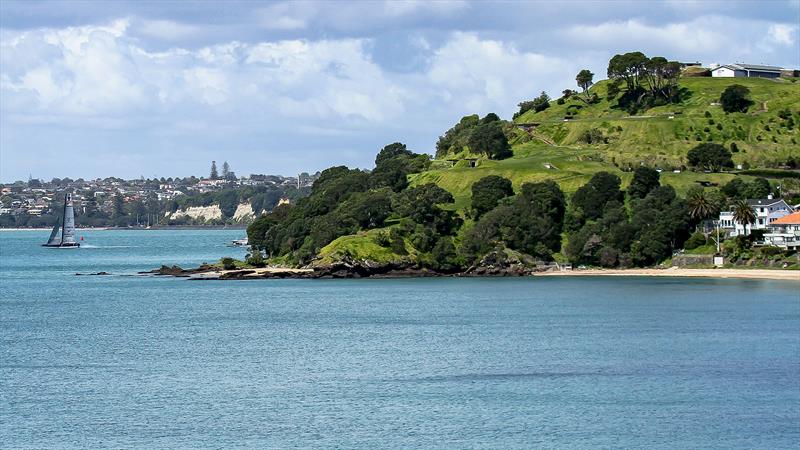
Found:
[42,243,80,248]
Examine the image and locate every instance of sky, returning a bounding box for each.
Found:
[1,0,798,182]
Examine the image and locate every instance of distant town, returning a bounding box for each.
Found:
[0,161,320,228]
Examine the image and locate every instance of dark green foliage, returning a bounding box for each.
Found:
[435,114,479,157]
[687,143,733,172]
[246,251,266,267]
[468,120,512,160]
[339,189,393,229]
[721,178,748,199]
[372,142,430,192]
[389,228,407,255]
[746,178,771,198]
[514,92,550,119]
[214,190,239,218]
[627,166,660,199]
[571,172,623,221]
[684,232,707,250]
[578,128,605,144]
[221,257,236,270]
[471,175,514,218]
[394,184,458,234]
[607,52,681,112]
[576,69,594,98]
[720,84,753,113]
[410,225,438,252]
[430,237,460,271]
[461,181,566,262]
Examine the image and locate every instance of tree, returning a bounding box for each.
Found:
[210,161,219,180]
[627,166,660,199]
[222,161,230,179]
[732,199,756,235]
[686,143,733,172]
[471,175,514,218]
[720,85,752,113]
[375,142,412,167]
[468,121,512,160]
[576,69,594,100]
[436,114,480,157]
[744,177,771,199]
[571,172,623,220]
[687,188,719,221]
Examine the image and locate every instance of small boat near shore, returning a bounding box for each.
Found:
[42,192,80,248]
[229,238,249,247]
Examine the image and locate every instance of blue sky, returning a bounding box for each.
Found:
[1,0,798,182]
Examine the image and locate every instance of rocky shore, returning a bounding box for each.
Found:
[138,255,541,280]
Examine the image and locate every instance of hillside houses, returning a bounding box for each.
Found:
[718,197,795,237]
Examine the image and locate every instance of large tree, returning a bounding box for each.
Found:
[720,84,752,113]
[468,121,512,160]
[576,69,594,100]
[627,166,660,199]
[210,161,219,180]
[471,175,514,218]
[571,172,624,220]
[687,143,734,172]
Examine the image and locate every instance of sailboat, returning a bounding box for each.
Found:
[42,192,80,248]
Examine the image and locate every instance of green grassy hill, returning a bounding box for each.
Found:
[411,76,800,207]
[318,76,799,263]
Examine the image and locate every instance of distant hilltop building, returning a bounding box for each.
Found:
[710,63,783,79]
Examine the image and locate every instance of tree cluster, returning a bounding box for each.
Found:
[436,113,512,160]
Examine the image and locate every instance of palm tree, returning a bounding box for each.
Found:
[732,199,756,236]
[688,190,718,221]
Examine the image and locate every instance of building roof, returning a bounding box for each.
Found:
[714,63,784,73]
[747,198,785,207]
[770,211,800,225]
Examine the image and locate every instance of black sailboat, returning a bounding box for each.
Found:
[42,192,80,248]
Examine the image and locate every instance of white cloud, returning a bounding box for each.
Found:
[425,32,569,114]
[137,19,201,40]
[767,23,796,45]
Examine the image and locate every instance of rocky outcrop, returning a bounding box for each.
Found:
[166,205,223,222]
[232,203,255,221]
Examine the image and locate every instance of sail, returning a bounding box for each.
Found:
[45,217,62,246]
[61,193,77,245]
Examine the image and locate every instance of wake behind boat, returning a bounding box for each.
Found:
[42,192,80,248]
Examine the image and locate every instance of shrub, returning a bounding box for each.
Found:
[246,251,266,268]
[221,257,237,270]
[684,232,706,250]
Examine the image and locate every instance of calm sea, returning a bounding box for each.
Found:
[1,230,799,448]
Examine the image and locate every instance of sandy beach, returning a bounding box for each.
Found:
[538,267,800,281]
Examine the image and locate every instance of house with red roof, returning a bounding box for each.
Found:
[764,211,800,250]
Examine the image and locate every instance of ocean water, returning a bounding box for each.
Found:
[1,229,799,448]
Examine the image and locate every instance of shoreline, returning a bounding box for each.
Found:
[0,226,246,231]
[140,264,800,281]
[538,267,800,281]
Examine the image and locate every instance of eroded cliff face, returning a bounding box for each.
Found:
[166,202,255,222]
[232,203,255,221]
[166,205,223,221]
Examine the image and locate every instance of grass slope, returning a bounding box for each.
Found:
[318,77,798,262]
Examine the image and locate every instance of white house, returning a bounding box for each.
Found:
[718,197,794,237]
[763,212,800,250]
[711,63,783,79]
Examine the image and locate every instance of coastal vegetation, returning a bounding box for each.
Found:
[242,52,799,273]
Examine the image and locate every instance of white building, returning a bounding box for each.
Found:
[711,63,783,79]
[763,212,800,250]
[718,197,794,237]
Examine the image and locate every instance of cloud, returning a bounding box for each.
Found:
[137,19,202,40]
[382,0,468,17]
[425,32,570,114]
[766,23,796,45]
